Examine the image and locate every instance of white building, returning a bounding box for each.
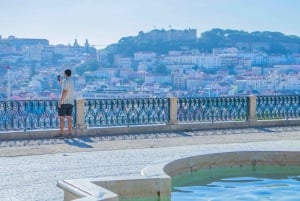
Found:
[94,68,117,79]
[119,68,134,79]
[186,78,202,90]
[134,51,156,62]
[197,55,220,68]
[118,57,132,68]
[23,45,43,62]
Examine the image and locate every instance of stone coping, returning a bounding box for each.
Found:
[1,119,300,141]
[58,150,300,201]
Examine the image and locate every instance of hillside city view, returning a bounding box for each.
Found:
[2,1,300,201]
[1,28,300,100]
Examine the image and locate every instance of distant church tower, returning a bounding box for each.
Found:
[73,39,80,47]
[84,39,90,53]
[84,39,89,48]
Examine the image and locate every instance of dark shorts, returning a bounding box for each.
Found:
[58,104,73,116]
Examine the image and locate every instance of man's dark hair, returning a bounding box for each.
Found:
[65,69,72,77]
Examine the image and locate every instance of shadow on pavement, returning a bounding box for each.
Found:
[79,136,95,143]
[255,127,275,132]
[177,131,193,137]
[64,138,93,148]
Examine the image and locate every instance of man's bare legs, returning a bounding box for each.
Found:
[54,116,66,138]
[67,116,72,134]
[59,116,65,134]
[59,116,72,134]
[57,116,72,138]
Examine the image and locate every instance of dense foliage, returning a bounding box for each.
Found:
[103,28,300,57]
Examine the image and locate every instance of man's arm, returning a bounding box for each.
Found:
[58,89,68,108]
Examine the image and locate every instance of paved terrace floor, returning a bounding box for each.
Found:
[1,126,300,201]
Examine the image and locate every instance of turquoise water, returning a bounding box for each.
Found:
[171,166,300,201]
[172,176,300,201]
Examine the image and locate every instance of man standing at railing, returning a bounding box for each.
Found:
[55,69,74,139]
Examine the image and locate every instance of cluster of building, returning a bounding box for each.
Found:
[92,48,300,98]
[0,29,300,100]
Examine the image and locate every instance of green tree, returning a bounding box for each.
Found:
[192,65,199,71]
[154,64,169,75]
[76,60,99,75]
[135,78,144,85]
[29,64,36,79]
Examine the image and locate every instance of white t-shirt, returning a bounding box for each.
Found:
[61,77,74,105]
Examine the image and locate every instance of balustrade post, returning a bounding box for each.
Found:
[75,99,87,133]
[248,95,257,126]
[169,97,178,125]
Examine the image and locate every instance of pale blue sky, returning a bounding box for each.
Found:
[0,0,299,48]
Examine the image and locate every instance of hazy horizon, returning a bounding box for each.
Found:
[1,0,299,47]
